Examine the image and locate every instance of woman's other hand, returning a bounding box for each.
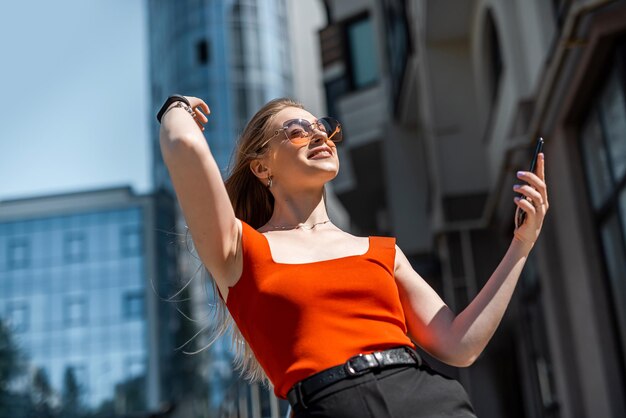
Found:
[184,96,211,131]
[512,152,549,248]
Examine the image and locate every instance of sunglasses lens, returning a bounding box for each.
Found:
[282,118,343,144]
[284,120,310,142]
[319,117,342,143]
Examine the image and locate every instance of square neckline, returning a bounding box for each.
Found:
[256,229,373,266]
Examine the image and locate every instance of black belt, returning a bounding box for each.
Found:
[287,346,421,409]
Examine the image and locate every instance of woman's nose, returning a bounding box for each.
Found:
[310,130,327,144]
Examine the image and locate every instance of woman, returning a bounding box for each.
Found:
[157,95,549,417]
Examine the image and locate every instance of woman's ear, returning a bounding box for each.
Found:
[249,159,270,181]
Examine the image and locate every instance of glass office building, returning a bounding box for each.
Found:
[0,187,180,417]
[147,1,293,416]
[148,0,293,189]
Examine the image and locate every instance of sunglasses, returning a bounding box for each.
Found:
[261,117,343,148]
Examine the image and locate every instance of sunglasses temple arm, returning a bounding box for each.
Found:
[327,127,339,141]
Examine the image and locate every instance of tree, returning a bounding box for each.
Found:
[32,367,55,417]
[0,319,23,417]
[61,366,84,418]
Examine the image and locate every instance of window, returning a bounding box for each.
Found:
[346,16,379,89]
[196,39,210,65]
[125,356,145,379]
[120,227,142,256]
[231,3,246,69]
[580,61,626,361]
[6,302,29,332]
[581,111,613,208]
[484,8,503,106]
[8,238,30,269]
[64,296,87,327]
[324,77,350,119]
[236,86,249,123]
[122,292,144,320]
[551,0,573,29]
[382,0,410,106]
[64,231,87,263]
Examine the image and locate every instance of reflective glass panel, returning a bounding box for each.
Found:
[347,17,379,88]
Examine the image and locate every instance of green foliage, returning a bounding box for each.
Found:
[61,366,84,418]
[31,367,54,417]
[0,320,21,390]
[0,319,23,417]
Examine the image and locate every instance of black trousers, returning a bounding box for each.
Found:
[291,362,477,418]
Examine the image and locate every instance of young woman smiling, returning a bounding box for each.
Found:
[157,95,549,417]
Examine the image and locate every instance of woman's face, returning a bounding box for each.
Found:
[262,106,340,190]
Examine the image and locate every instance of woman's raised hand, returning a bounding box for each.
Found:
[512,152,549,248]
[184,96,211,131]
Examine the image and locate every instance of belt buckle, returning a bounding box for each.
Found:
[404,346,422,367]
[344,353,368,376]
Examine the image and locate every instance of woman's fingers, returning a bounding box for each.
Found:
[513,184,543,205]
[194,108,209,124]
[197,100,210,115]
[514,196,536,215]
[522,153,548,209]
[185,96,210,114]
[517,169,547,204]
[183,96,211,117]
[512,152,548,246]
[516,171,545,190]
[182,97,211,131]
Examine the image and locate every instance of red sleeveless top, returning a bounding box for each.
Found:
[225,220,415,398]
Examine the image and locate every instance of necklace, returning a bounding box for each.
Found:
[268,219,331,230]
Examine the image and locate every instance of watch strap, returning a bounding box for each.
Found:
[156,95,191,123]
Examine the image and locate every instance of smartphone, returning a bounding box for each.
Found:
[515,137,544,227]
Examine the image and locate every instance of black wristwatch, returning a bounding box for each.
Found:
[156,94,191,123]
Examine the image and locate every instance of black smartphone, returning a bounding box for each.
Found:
[516,137,544,227]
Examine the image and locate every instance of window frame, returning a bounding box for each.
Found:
[7,237,30,270]
[578,41,626,366]
[122,291,145,320]
[5,301,29,332]
[343,11,380,92]
[64,295,88,327]
[63,231,87,263]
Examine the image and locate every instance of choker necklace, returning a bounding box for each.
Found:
[268,219,331,230]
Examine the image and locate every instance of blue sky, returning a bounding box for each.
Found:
[0,0,151,201]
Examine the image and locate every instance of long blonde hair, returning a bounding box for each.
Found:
[212,98,304,386]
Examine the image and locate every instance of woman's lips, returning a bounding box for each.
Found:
[308,146,333,159]
[308,150,332,159]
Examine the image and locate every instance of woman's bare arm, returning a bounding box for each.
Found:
[396,154,548,366]
[159,97,242,296]
[395,240,531,366]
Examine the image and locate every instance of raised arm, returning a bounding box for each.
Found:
[159,96,242,297]
[396,153,548,367]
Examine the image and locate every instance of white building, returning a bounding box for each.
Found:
[320,0,626,417]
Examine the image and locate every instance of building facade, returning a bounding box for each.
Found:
[0,187,182,417]
[148,0,294,187]
[320,0,626,417]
